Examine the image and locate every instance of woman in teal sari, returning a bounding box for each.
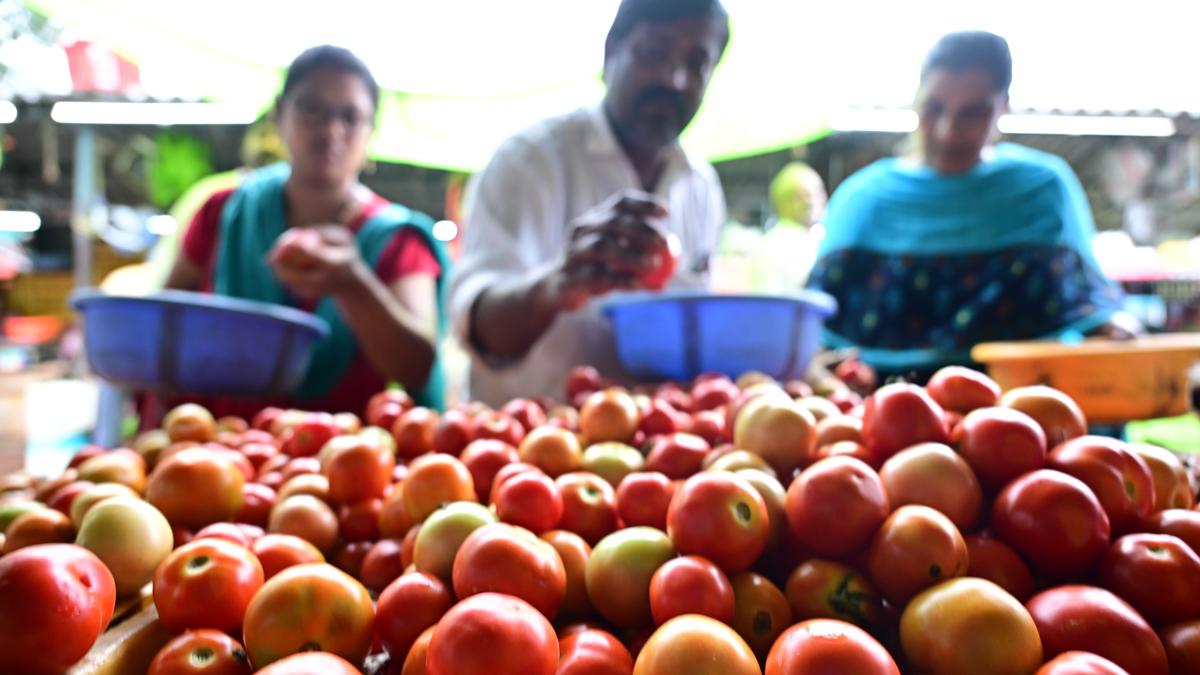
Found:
[166,46,448,416]
[807,31,1137,381]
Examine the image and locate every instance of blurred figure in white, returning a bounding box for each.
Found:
[749,161,827,292]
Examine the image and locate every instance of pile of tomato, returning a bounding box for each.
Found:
[2,362,1200,674]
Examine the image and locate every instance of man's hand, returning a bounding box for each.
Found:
[268,225,367,301]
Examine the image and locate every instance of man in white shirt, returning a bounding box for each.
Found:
[451,0,730,405]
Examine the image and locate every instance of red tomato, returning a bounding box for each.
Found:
[965,533,1036,601]
[902,578,1043,675]
[2,508,74,553]
[648,555,735,625]
[324,437,395,506]
[867,504,969,606]
[0,544,116,675]
[149,629,253,675]
[878,442,983,532]
[472,411,526,447]
[644,433,710,479]
[1131,443,1195,511]
[992,469,1112,579]
[251,406,284,432]
[925,365,1002,413]
[666,472,769,574]
[540,529,593,619]
[493,470,563,534]
[154,538,264,632]
[691,375,738,412]
[1027,585,1168,675]
[366,389,413,427]
[452,523,566,619]
[165,403,218,443]
[815,414,864,447]
[360,539,406,593]
[337,498,383,542]
[1047,435,1155,535]
[253,651,362,675]
[784,558,885,629]
[690,409,727,446]
[500,398,547,435]
[251,534,325,580]
[638,398,684,437]
[556,472,620,545]
[639,231,681,291]
[952,406,1048,490]
[193,522,252,548]
[617,472,677,530]
[558,627,634,675]
[146,447,245,529]
[45,479,94,515]
[332,541,371,579]
[566,366,604,399]
[1000,385,1088,447]
[730,572,793,658]
[460,439,519,502]
[432,409,474,456]
[861,383,949,463]
[766,618,900,674]
[1145,508,1200,557]
[282,419,339,458]
[631,614,760,675]
[1035,651,1131,675]
[786,456,890,557]
[375,571,454,661]
[268,494,339,554]
[425,593,558,675]
[242,563,374,669]
[1100,533,1200,626]
[392,407,439,459]
[1161,620,1200,675]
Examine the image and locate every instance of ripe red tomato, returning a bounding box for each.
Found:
[867,504,969,606]
[366,389,413,427]
[493,470,563,534]
[392,407,439,459]
[648,555,735,625]
[425,593,559,675]
[242,563,375,670]
[786,456,889,557]
[251,534,325,580]
[1100,533,1200,626]
[253,651,362,675]
[992,469,1111,579]
[282,418,339,458]
[784,558,885,629]
[689,410,727,446]
[1145,508,1200,557]
[965,533,1036,601]
[638,398,685,437]
[149,629,253,675]
[452,523,567,619]
[375,571,454,661]
[666,472,769,574]
[1161,620,1200,675]
[952,406,1048,490]
[861,383,949,463]
[332,541,371,579]
[644,432,710,479]
[1027,585,1168,674]
[766,618,900,674]
[925,365,1002,412]
[558,627,634,675]
[0,544,116,675]
[194,521,253,548]
[1000,385,1088,447]
[472,410,526,447]
[556,472,620,545]
[324,437,395,506]
[460,439,519,502]
[729,572,793,658]
[1035,651,1130,674]
[617,472,677,530]
[359,539,406,593]
[879,442,983,532]
[1047,436,1154,535]
[639,231,681,291]
[432,409,474,456]
[154,538,264,631]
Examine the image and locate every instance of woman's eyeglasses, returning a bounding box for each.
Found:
[292,96,373,131]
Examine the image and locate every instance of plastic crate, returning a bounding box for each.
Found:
[71,288,329,396]
[601,291,837,382]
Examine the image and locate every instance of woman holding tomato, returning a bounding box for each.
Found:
[165,46,448,416]
[807,31,1138,381]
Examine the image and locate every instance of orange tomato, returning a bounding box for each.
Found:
[251,534,325,580]
[579,389,640,444]
[402,454,476,523]
[253,651,362,675]
[519,426,584,477]
[268,495,338,553]
[730,572,792,658]
[276,474,330,503]
[402,625,436,675]
[632,614,760,675]
[452,523,567,619]
[242,563,374,669]
[425,593,558,675]
[1000,385,1087,448]
[324,437,395,506]
[146,447,244,529]
[866,505,969,606]
[784,559,885,629]
[965,534,1036,601]
[2,508,74,553]
[879,442,983,532]
[164,403,217,443]
[378,486,414,540]
[541,529,594,620]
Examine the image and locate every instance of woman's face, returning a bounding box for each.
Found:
[276,67,375,188]
[915,68,1007,175]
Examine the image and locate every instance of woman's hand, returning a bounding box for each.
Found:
[268,225,367,301]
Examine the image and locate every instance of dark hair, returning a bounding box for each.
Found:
[921,31,1012,96]
[279,45,380,111]
[605,0,729,57]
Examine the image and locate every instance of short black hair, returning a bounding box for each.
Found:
[279,45,380,111]
[921,31,1012,96]
[605,0,730,58]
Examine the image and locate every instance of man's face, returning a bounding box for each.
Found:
[916,68,1007,175]
[603,16,727,155]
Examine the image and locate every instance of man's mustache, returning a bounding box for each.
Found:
[634,88,686,120]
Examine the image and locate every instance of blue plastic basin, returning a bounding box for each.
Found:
[71,289,330,396]
[601,291,837,382]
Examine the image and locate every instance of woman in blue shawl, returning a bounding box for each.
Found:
[165,46,448,417]
[807,31,1136,380]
